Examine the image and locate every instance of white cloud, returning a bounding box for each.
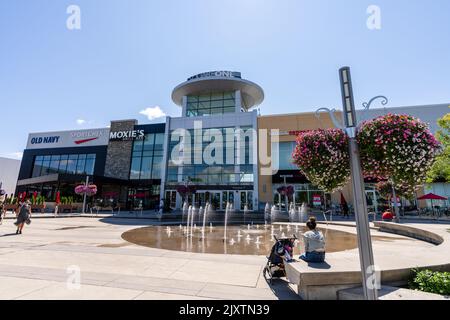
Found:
[76,119,86,125]
[139,106,166,120]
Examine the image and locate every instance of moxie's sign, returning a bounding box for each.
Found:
[187,71,241,81]
[109,130,145,141]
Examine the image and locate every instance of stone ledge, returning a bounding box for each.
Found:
[373,221,444,245]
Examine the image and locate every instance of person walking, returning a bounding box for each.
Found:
[14,200,31,234]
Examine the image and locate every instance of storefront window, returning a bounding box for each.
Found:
[31,153,96,177]
[129,133,165,180]
[186,92,235,117]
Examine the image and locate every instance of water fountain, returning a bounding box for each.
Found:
[264,203,270,223]
[185,206,192,236]
[229,238,236,245]
[243,204,249,223]
[223,202,229,242]
[190,206,197,237]
[202,203,209,237]
[289,205,296,222]
[255,236,262,244]
[182,202,188,223]
[299,203,308,223]
[209,222,213,232]
[237,230,242,238]
[270,205,278,222]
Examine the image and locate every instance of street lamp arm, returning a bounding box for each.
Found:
[362,95,388,110]
[315,107,345,130]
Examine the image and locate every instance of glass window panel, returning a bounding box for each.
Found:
[210,100,223,108]
[198,94,210,102]
[66,155,78,174]
[84,158,95,175]
[210,92,223,100]
[49,155,60,174]
[223,92,235,99]
[144,133,155,146]
[223,107,235,114]
[155,133,164,146]
[32,160,43,177]
[41,160,50,175]
[130,157,141,179]
[140,157,152,179]
[76,154,86,174]
[223,99,235,107]
[133,141,143,151]
[87,154,96,159]
[36,156,44,161]
[187,96,198,103]
[151,156,162,179]
[43,155,51,161]
[142,150,153,157]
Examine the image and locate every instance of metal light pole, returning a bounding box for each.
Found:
[82,176,89,214]
[339,67,378,300]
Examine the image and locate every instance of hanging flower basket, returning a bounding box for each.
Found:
[358,114,441,198]
[292,128,351,193]
[74,184,98,196]
[277,186,294,199]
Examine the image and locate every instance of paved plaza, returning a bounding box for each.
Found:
[0,216,448,300]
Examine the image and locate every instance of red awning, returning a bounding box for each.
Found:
[417,193,448,201]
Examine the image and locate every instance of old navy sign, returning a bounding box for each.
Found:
[109,130,145,141]
[30,136,60,145]
[187,71,241,81]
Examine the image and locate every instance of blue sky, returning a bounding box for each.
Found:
[1,0,449,159]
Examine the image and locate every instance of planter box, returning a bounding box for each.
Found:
[4,204,18,213]
[31,204,46,213]
[57,204,78,213]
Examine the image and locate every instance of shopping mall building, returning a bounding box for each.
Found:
[15,71,449,212]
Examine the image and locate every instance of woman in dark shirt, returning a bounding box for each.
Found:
[14,201,31,234]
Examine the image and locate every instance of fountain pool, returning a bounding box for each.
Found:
[121,225,368,255]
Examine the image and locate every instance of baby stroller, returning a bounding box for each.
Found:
[263,235,297,284]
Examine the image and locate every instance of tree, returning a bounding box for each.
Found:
[426,113,450,183]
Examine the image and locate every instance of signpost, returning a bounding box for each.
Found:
[339,67,378,300]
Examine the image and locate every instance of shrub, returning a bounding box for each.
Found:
[409,268,450,296]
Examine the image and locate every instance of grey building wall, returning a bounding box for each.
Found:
[104,120,137,180]
[356,103,449,133]
[0,157,21,194]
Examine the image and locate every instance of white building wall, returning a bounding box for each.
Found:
[0,157,21,195]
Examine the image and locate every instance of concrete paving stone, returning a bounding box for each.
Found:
[168,260,262,287]
[134,291,215,300]
[197,283,299,300]
[0,276,53,299]
[17,282,144,300]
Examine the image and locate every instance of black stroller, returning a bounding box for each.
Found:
[263,235,297,284]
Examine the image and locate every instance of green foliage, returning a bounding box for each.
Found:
[409,268,450,295]
[60,196,74,205]
[427,113,450,183]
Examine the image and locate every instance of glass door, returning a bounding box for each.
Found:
[240,191,253,211]
[165,190,177,209]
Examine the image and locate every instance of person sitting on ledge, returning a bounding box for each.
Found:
[299,216,326,263]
